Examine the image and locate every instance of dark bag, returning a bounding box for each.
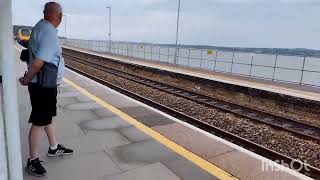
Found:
[29,41,60,88]
[20,49,30,64]
[37,62,59,88]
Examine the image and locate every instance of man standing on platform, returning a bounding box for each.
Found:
[19,2,73,177]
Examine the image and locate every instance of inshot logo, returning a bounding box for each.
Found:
[261,159,310,172]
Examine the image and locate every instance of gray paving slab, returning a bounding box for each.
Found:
[58,108,100,123]
[54,117,84,139]
[86,130,131,149]
[66,102,102,110]
[164,157,218,180]
[82,86,119,96]
[69,79,99,88]
[58,91,82,98]
[102,162,182,180]
[118,126,151,143]
[57,96,79,108]
[60,130,131,155]
[76,94,95,102]
[59,85,78,93]
[105,140,180,171]
[134,113,175,127]
[98,95,140,108]
[153,123,236,159]
[93,108,117,118]
[208,150,263,179]
[78,117,131,132]
[118,106,157,117]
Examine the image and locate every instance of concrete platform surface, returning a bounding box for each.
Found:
[15,47,223,180]
[14,46,311,180]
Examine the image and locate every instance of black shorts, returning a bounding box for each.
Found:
[28,83,57,126]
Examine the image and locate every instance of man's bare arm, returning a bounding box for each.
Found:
[19,58,44,85]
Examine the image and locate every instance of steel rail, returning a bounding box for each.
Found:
[63,51,320,143]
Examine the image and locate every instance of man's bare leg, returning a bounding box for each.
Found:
[44,123,58,147]
[29,125,44,159]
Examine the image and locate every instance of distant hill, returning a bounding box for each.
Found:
[159,44,320,58]
[127,41,320,58]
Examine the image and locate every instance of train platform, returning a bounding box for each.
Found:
[63,45,320,102]
[13,45,311,180]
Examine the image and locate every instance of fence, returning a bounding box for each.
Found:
[60,38,320,87]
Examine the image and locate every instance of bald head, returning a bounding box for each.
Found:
[43,2,63,28]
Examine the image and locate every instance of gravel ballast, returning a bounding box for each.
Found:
[66,59,320,170]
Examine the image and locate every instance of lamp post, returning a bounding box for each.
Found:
[106,6,112,52]
[174,0,181,64]
[63,14,67,38]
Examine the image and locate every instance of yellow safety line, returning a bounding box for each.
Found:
[64,78,237,180]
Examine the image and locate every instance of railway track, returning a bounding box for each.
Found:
[63,52,320,143]
[63,50,320,178]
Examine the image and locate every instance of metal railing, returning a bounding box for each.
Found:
[60,38,320,88]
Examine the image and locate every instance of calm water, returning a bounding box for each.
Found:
[69,40,320,87]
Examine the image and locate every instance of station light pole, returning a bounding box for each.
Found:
[106,6,112,52]
[174,0,181,64]
[63,14,67,38]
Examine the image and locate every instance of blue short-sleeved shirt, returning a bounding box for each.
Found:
[28,19,65,84]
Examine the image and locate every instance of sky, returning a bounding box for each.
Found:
[12,0,320,49]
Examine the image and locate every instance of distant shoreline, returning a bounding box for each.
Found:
[13,25,320,58]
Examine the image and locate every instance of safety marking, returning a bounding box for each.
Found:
[64,78,237,180]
